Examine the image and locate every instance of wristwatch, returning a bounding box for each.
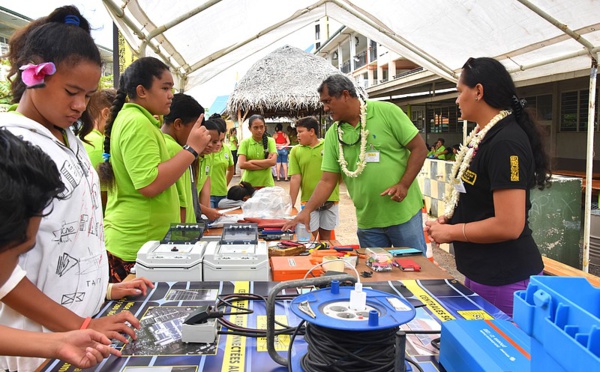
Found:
[183,144,199,159]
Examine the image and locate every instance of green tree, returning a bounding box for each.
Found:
[100,74,114,89]
[0,58,12,105]
[0,79,11,105]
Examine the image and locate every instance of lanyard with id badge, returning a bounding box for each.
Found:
[365,144,380,163]
[452,178,466,193]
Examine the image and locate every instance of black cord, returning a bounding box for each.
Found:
[300,323,397,372]
[216,293,259,314]
[217,316,298,335]
[431,337,441,350]
[215,293,300,336]
[288,319,306,372]
[218,328,304,338]
[402,329,441,334]
[406,356,425,372]
[211,291,430,371]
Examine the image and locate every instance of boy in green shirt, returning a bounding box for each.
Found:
[288,117,340,240]
[160,94,223,222]
[160,94,204,223]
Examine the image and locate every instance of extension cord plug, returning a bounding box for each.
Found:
[349,282,367,311]
[183,307,224,325]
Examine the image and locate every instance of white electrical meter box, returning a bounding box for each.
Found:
[135,223,208,282]
[136,240,208,282]
[202,223,270,281]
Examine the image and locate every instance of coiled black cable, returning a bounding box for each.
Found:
[215,293,301,337]
[300,323,398,372]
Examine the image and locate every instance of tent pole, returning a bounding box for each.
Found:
[188,0,327,73]
[583,54,598,273]
[237,110,249,141]
[178,73,187,93]
[517,0,595,52]
[506,47,600,74]
[103,0,185,77]
[112,22,119,88]
[137,0,223,65]
[329,0,457,81]
[238,110,243,141]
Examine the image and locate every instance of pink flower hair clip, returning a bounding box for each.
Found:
[19,62,56,87]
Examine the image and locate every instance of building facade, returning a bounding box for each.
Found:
[315,24,599,171]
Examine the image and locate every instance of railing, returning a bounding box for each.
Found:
[354,50,367,69]
[369,44,377,62]
[392,67,424,79]
[341,60,351,73]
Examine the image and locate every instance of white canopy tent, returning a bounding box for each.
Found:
[103,0,599,271]
[102,0,599,88]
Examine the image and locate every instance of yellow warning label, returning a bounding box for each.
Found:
[256,315,290,351]
[403,280,455,322]
[457,310,493,320]
[222,282,249,372]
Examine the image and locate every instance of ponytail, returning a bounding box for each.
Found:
[227,181,255,201]
[98,77,127,189]
[262,133,269,159]
[98,57,170,190]
[511,95,552,189]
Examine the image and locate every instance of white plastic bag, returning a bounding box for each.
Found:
[242,186,292,218]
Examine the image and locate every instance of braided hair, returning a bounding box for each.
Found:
[77,88,117,143]
[460,57,551,190]
[98,57,170,189]
[248,114,269,158]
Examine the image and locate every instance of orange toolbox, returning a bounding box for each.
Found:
[270,256,323,281]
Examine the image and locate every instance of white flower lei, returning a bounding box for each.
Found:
[337,100,369,178]
[444,110,511,218]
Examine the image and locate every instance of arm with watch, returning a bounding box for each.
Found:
[138,119,211,197]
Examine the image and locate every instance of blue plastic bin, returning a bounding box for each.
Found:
[513,276,600,371]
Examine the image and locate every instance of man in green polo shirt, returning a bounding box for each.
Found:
[283,74,428,253]
[288,117,340,240]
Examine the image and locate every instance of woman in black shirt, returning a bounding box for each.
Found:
[426,57,551,316]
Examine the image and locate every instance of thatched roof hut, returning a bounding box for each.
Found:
[226,45,344,122]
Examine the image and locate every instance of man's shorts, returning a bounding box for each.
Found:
[308,202,339,232]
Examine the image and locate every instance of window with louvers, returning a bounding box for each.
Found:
[560,90,598,132]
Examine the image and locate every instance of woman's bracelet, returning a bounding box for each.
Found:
[462,223,470,243]
[80,316,92,330]
[106,283,114,301]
